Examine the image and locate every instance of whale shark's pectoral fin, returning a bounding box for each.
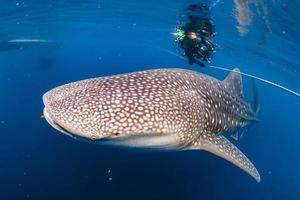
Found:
[189,133,261,182]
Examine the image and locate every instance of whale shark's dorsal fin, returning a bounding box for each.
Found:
[189,132,260,182]
[222,68,244,98]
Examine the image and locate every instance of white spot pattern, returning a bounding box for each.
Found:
[43,68,259,181]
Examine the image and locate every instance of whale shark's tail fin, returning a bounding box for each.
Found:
[222,68,244,99]
[251,79,260,115]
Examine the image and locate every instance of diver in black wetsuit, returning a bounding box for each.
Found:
[175,3,216,67]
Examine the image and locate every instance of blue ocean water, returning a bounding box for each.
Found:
[0,0,299,199]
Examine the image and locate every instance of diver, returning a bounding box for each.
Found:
[174,3,216,67]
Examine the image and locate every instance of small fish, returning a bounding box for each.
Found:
[42,68,260,182]
[0,38,54,51]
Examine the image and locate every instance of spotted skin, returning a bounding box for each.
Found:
[43,68,260,182]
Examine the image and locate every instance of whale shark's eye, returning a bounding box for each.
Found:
[114,132,120,136]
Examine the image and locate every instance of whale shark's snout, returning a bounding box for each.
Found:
[42,83,114,140]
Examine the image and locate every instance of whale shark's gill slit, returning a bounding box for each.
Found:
[154,46,300,99]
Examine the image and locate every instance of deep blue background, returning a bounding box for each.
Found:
[0,0,299,199]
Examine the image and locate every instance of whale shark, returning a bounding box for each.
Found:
[42,68,260,182]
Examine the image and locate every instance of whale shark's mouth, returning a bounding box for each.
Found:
[43,107,75,138]
[43,107,108,143]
